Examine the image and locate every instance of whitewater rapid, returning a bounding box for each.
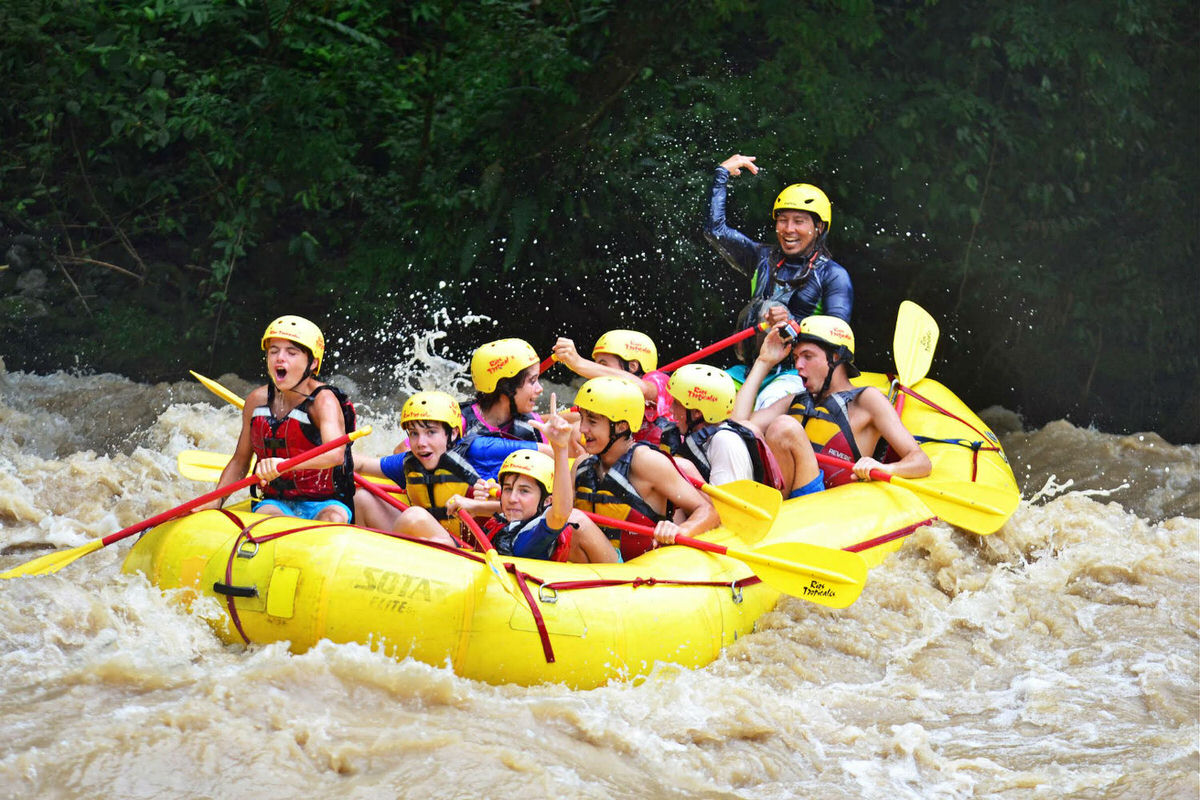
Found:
[0,369,1196,799]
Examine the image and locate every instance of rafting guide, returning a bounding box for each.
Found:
[704,153,853,327]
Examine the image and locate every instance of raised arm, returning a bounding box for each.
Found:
[731,323,794,428]
[703,159,765,277]
[542,394,577,530]
[550,337,654,402]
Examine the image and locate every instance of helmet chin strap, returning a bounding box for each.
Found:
[815,350,839,399]
[597,422,631,457]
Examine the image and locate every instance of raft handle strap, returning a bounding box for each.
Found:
[236,540,259,559]
[213,581,258,598]
[731,580,743,604]
[538,585,558,604]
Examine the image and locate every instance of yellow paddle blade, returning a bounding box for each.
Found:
[177,450,241,481]
[1,539,103,579]
[480,549,524,602]
[706,480,783,545]
[888,474,1020,536]
[894,301,939,387]
[190,370,245,409]
[177,449,400,492]
[731,541,868,609]
[701,481,774,520]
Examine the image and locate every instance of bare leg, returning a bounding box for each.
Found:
[394,507,458,547]
[354,490,402,530]
[315,504,350,523]
[765,416,820,494]
[565,510,619,563]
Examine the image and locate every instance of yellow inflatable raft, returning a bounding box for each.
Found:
[123,370,1017,689]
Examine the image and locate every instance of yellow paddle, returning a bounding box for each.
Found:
[679,471,776,522]
[885,303,1019,534]
[686,478,781,545]
[2,428,371,579]
[814,453,1017,535]
[579,511,867,609]
[177,449,404,493]
[190,370,243,407]
[894,301,939,387]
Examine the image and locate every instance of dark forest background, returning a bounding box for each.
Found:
[2,0,1196,441]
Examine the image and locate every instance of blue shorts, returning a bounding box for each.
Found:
[787,473,825,499]
[252,497,352,521]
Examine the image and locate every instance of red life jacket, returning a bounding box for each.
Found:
[250,384,356,506]
[787,387,883,487]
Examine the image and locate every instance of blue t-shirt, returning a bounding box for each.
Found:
[377,437,539,487]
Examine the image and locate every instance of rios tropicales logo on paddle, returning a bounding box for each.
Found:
[802,580,836,598]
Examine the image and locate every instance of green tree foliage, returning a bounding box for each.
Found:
[0,0,1195,439]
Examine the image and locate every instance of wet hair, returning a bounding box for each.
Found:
[475,364,537,409]
[402,419,457,444]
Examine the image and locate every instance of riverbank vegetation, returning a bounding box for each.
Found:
[2,0,1195,440]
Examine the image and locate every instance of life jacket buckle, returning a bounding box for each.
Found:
[236,539,260,559]
[730,581,744,604]
[538,585,559,604]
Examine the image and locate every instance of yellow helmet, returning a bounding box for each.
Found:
[574,377,644,433]
[499,449,554,495]
[401,391,463,437]
[797,315,859,377]
[773,183,832,229]
[261,315,325,374]
[592,330,658,373]
[667,364,736,424]
[470,338,539,394]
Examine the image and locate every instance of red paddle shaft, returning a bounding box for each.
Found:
[814,452,886,481]
[101,430,365,547]
[658,323,768,374]
[541,323,767,377]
